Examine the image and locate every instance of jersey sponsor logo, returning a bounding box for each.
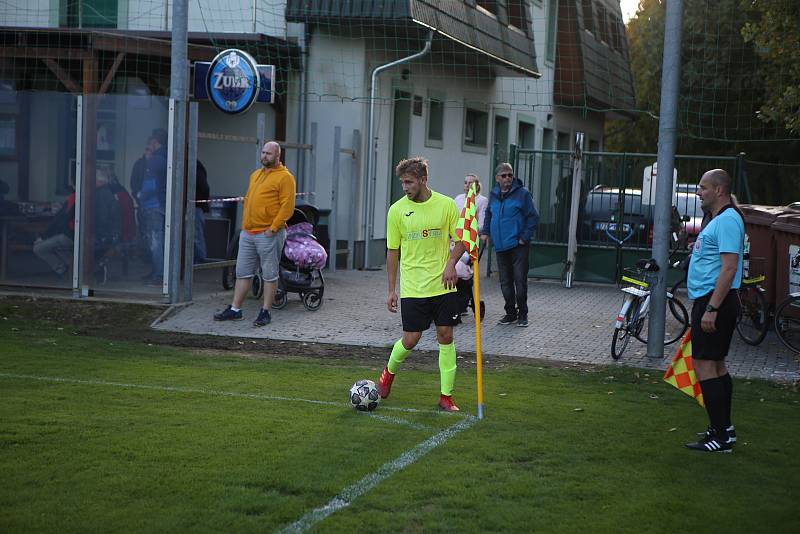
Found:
[404,211,414,217]
[406,228,442,240]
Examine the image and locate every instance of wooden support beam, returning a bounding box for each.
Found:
[98,52,125,95]
[42,58,81,94]
[0,47,92,60]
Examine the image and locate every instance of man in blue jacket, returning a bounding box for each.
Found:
[137,128,168,286]
[480,163,539,327]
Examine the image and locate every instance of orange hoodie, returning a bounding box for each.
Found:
[242,164,296,233]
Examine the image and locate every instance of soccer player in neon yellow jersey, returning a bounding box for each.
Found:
[377,157,466,412]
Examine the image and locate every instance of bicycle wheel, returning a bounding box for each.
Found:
[670,277,685,301]
[736,286,768,346]
[221,233,239,291]
[611,327,631,360]
[611,300,637,360]
[775,295,800,354]
[634,296,689,345]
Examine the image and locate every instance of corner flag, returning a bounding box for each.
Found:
[455,182,485,418]
[663,329,704,407]
[455,182,480,261]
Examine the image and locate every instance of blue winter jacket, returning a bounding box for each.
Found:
[481,178,539,252]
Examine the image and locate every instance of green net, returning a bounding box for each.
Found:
[0,1,795,139]
[621,0,799,143]
[0,0,797,294]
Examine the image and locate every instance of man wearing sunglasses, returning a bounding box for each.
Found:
[480,163,539,327]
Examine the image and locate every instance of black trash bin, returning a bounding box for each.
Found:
[205,198,238,260]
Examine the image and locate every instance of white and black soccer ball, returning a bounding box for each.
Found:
[349,379,380,412]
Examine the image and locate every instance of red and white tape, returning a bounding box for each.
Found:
[192,192,315,204]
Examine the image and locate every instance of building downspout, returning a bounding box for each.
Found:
[298,26,309,193]
[363,31,433,269]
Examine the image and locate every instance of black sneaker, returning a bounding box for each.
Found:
[697,425,736,444]
[253,308,271,327]
[517,316,529,327]
[214,305,243,321]
[685,429,733,453]
[498,314,517,325]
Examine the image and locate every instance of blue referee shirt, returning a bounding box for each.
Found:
[687,206,744,301]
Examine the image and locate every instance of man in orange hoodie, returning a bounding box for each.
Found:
[214,141,296,326]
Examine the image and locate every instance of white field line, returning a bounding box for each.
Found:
[0,373,449,426]
[277,415,477,534]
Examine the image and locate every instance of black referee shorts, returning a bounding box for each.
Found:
[400,292,460,332]
[691,291,739,361]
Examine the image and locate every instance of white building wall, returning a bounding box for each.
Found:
[0,0,51,27]
[124,0,286,37]
[302,30,367,243]
[302,32,526,248]
[197,101,277,202]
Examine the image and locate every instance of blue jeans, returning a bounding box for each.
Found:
[495,243,529,318]
[194,208,207,263]
[142,208,165,279]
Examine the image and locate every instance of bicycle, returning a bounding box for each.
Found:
[670,256,769,346]
[611,258,689,360]
[774,292,800,353]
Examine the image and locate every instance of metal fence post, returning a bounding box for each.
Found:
[331,126,341,273]
[564,133,584,288]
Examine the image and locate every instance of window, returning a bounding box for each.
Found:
[597,4,609,43]
[545,0,559,63]
[463,106,488,151]
[614,17,628,52]
[412,95,423,116]
[476,1,498,16]
[518,120,536,149]
[59,0,118,28]
[609,15,621,51]
[581,0,594,33]
[556,131,571,151]
[426,92,445,149]
[507,1,527,31]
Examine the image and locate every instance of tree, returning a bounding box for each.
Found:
[740,0,800,135]
[605,0,800,204]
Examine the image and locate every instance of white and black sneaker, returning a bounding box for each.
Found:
[685,429,733,453]
[697,425,736,444]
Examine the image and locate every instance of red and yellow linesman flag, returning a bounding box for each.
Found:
[663,329,704,407]
[455,182,480,261]
[455,182,486,418]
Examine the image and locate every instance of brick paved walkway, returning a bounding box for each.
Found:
[156,269,800,383]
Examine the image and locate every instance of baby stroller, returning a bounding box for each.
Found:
[454,242,486,324]
[250,205,327,311]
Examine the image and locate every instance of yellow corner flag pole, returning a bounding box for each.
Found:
[473,256,485,419]
[455,182,484,418]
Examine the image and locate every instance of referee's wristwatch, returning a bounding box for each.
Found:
[705,304,719,313]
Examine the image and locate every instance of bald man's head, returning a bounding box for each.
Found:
[260,141,282,169]
[703,168,732,195]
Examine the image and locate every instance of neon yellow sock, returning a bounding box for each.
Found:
[387,339,412,375]
[438,342,456,396]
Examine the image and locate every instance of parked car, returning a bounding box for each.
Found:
[580,187,651,247]
[581,186,695,248]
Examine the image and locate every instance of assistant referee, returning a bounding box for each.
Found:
[684,169,744,454]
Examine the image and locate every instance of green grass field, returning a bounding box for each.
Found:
[1,312,798,533]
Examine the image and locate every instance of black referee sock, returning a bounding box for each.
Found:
[721,373,733,428]
[700,377,727,435]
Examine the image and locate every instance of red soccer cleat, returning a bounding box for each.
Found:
[438,394,460,412]
[378,367,395,399]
